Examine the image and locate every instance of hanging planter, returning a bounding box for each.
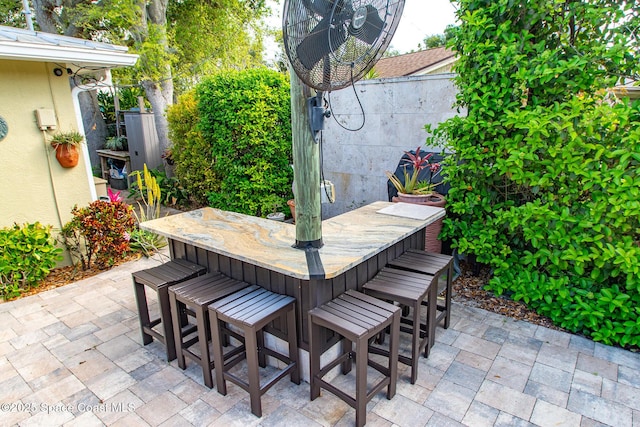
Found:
[50,130,84,168]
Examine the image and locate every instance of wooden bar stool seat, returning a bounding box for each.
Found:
[209,286,300,417]
[132,259,206,361]
[363,267,437,384]
[168,272,250,388]
[388,249,454,331]
[309,290,401,427]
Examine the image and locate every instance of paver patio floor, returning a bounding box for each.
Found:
[1,249,639,427]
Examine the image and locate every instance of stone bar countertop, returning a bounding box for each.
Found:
[140,201,445,280]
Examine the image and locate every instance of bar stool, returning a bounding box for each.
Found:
[168,272,249,388]
[132,259,206,361]
[209,286,300,417]
[363,267,437,384]
[388,249,454,333]
[309,290,401,427]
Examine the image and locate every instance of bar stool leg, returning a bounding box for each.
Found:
[286,307,300,384]
[444,262,453,328]
[168,293,187,369]
[341,339,353,374]
[410,302,421,384]
[133,282,153,346]
[210,311,227,396]
[196,306,214,388]
[245,327,262,417]
[158,287,177,361]
[257,330,266,368]
[426,283,438,355]
[355,337,367,427]
[388,312,400,399]
[309,321,322,400]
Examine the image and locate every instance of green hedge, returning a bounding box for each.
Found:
[167,90,219,205]
[196,68,293,216]
[431,0,640,348]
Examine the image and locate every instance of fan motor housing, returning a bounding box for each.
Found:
[283,0,406,92]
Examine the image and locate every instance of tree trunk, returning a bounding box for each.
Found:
[141,76,173,152]
[141,0,172,153]
[77,89,108,168]
[31,0,57,33]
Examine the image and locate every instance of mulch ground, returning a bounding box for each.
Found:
[8,253,143,301]
[453,261,562,330]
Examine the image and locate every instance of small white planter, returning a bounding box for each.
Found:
[266,212,285,222]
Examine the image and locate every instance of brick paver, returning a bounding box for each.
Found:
[0,249,638,426]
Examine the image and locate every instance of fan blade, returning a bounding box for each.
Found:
[349,4,385,45]
[297,17,347,69]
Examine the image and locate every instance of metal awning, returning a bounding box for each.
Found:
[0,25,138,70]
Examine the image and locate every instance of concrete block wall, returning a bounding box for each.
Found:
[318,73,462,218]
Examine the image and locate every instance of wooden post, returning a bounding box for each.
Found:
[289,65,323,248]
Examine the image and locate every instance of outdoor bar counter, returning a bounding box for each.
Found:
[140,201,445,352]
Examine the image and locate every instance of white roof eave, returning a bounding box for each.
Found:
[0,40,138,68]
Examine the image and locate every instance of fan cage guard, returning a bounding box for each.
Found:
[283,0,405,92]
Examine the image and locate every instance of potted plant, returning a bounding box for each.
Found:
[104,135,128,151]
[385,146,444,205]
[385,146,446,252]
[266,202,285,222]
[50,130,84,168]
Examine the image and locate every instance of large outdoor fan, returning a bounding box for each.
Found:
[282,0,404,250]
[283,0,405,92]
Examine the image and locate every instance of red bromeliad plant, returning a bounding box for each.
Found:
[107,187,123,202]
[386,146,441,195]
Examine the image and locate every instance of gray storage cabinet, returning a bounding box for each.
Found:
[124,111,162,174]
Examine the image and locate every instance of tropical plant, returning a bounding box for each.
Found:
[131,164,162,221]
[50,130,84,148]
[385,146,441,195]
[108,188,124,203]
[104,136,128,151]
[59,201,136,270]
[128,164,168,256]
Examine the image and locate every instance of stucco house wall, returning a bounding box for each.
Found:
[0,25,137,265]
[319,73,462,218]
[0,59,93,230]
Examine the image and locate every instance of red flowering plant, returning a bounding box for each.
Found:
[386,146,441,195]
[107,187,123,202]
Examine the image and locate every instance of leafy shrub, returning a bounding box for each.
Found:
[0,223,63,300]
[59,201,136,270]
[196,68,293,216]
[167,91,218,205]
[431,0,640,348]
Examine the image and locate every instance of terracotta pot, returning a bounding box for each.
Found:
[392,192,446,253]
[53,144,79,168]
[287,199,296,223]
[394,192,444,205]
